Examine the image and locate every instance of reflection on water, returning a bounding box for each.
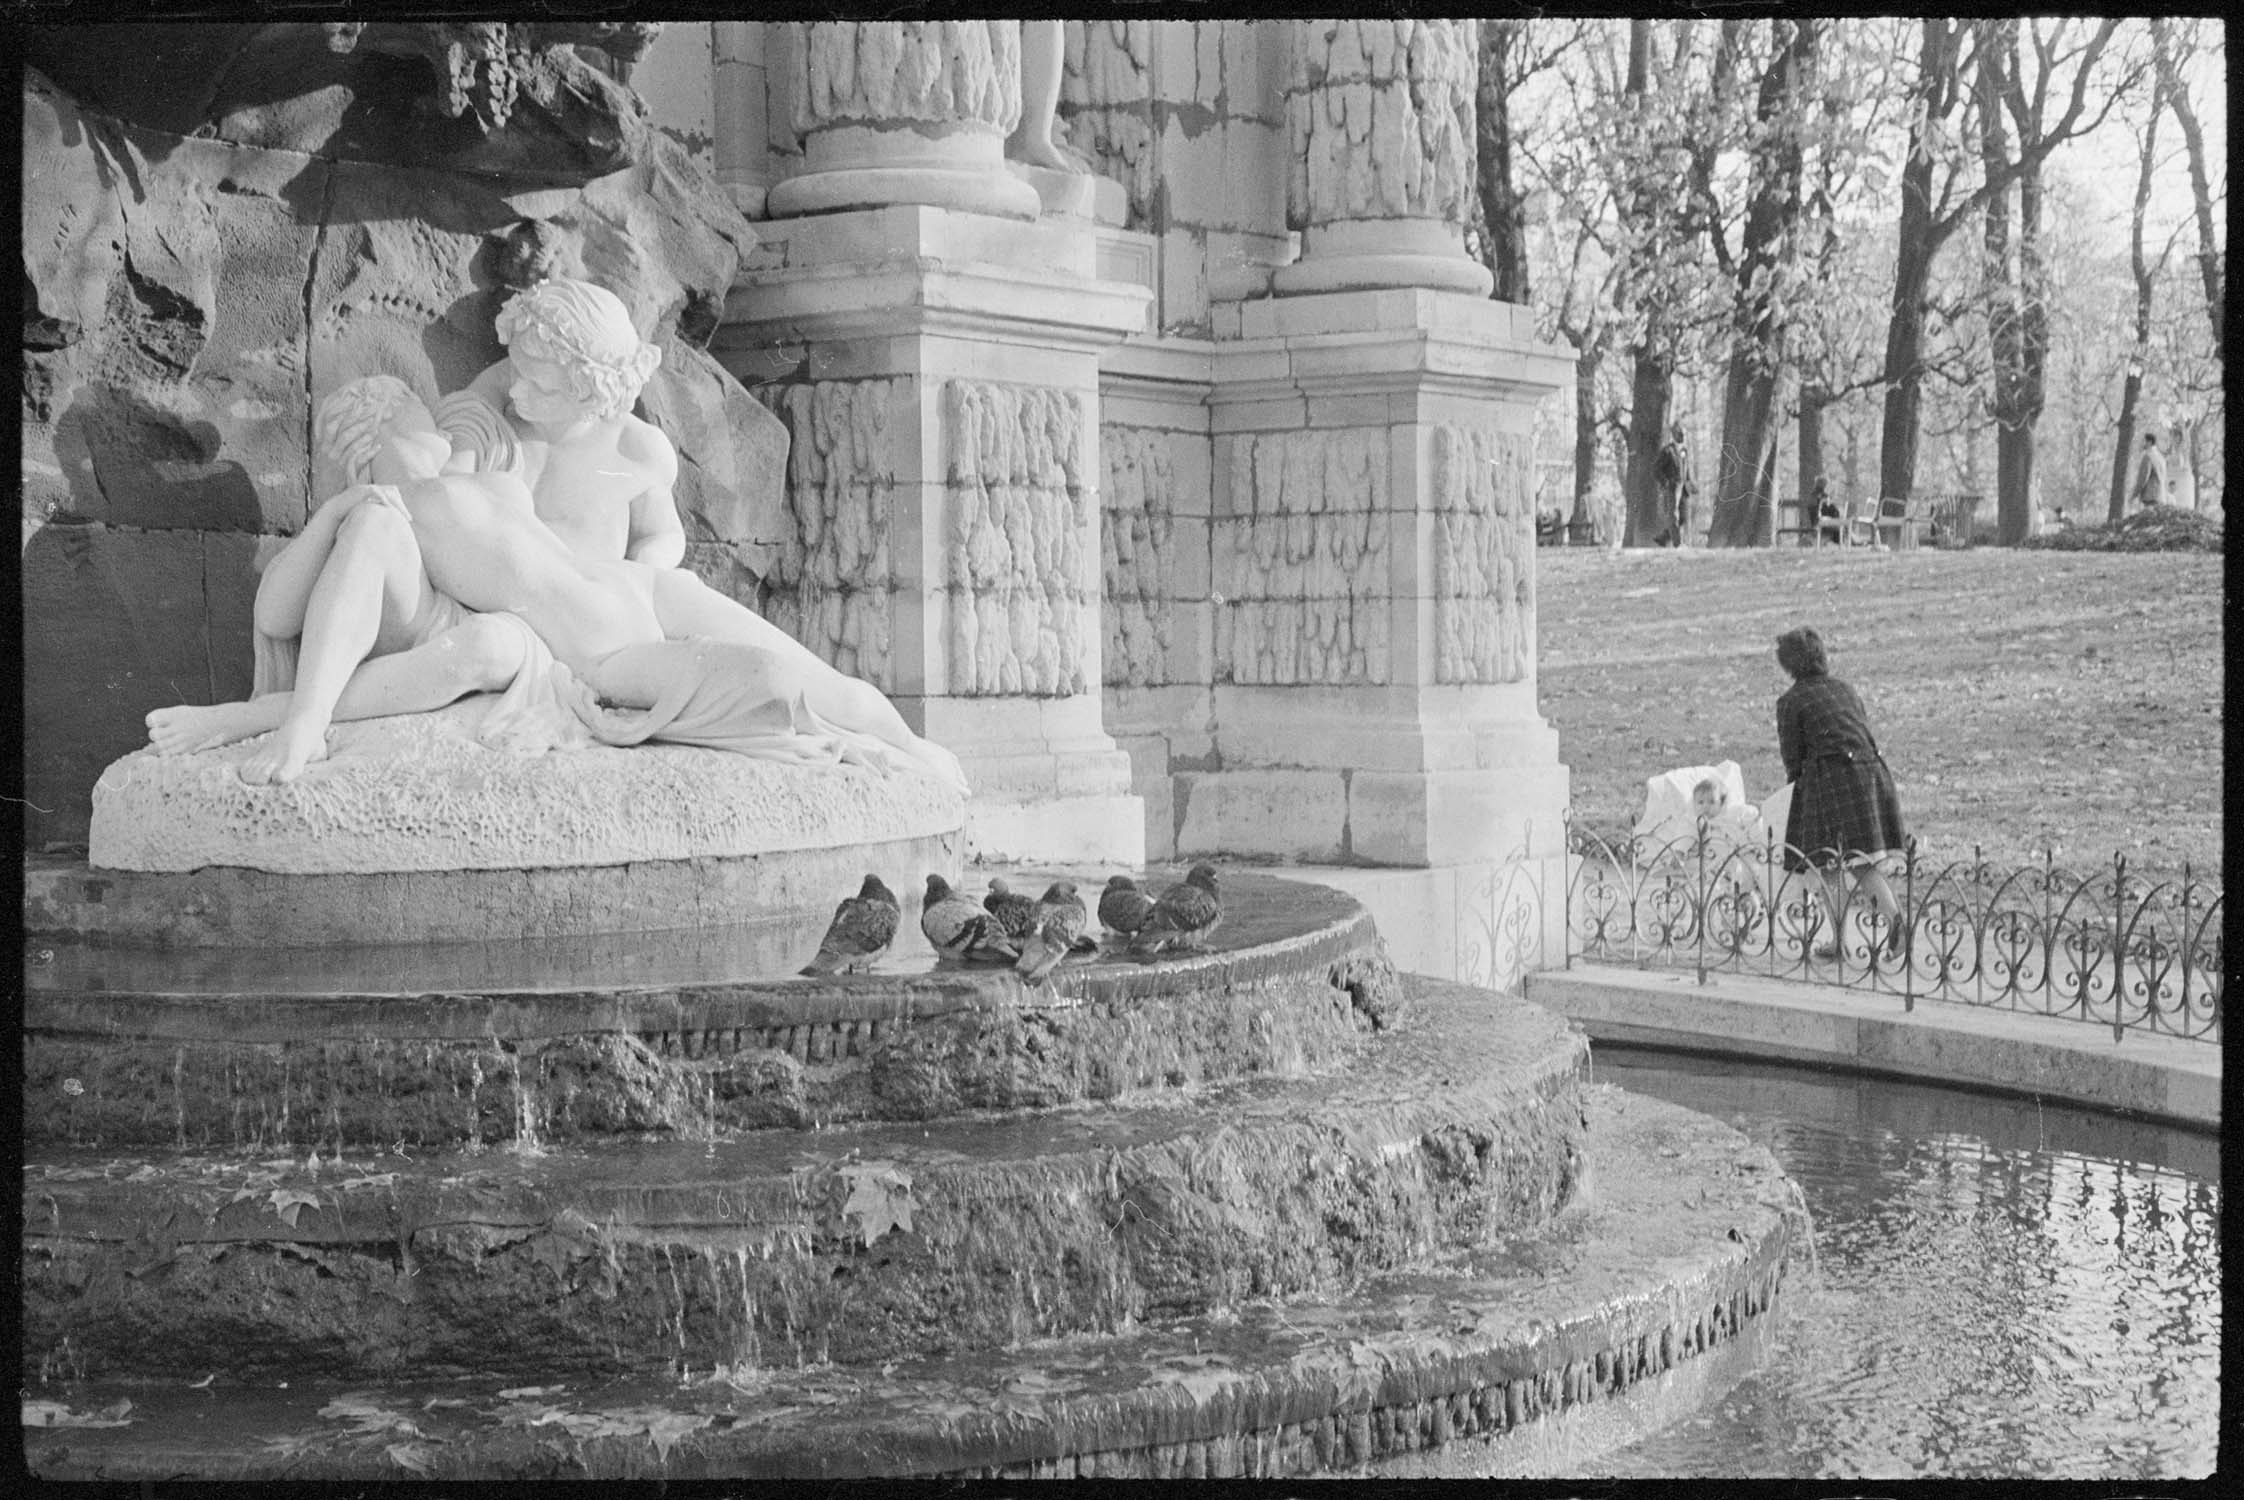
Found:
[1589,1049,2219,1481]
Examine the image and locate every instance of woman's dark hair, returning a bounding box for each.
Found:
[1776,626,1828,680]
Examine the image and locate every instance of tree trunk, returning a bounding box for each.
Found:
[1623,353,1672,546]
[1617,18,1672,548]
[1708,354,1780,547]
[1476,20,1531,304]
[1980,23,2034,546]
[1706,20,1814,548]
[2108,61,2164,523]
[2152,19,2224,357]
[1570,339,1600,531]
[2108,371,2143,524]
[1876,20,1964,509]
[1796,388,1828,531]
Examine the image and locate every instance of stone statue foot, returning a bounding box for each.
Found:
[237,720,329,785]
[147,701,273,757]
[1006,127,1092,174]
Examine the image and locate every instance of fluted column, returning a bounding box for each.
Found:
[767,20,1042,221]
[1271,18,1492,297]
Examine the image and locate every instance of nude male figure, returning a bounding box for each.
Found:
[442,276,682,567]
[149,378,959,791]
[439,278,877,704]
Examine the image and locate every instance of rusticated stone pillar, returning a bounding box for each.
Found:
[1169,288,1571,882]
[767,21,1042,221]
[725,164,1152,864]
[1271,19,1492,297]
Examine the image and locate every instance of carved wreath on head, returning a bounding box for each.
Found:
[325,21,663,132]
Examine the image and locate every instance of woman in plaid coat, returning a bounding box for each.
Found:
[1776,626,1906,959]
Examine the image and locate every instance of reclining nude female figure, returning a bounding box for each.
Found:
[147,377,963,792]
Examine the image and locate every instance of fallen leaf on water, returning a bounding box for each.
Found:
[386,1441,439,1475]
[23,1398,133,1429]
[318,1393,420,1437]
[270,1188,323,1227]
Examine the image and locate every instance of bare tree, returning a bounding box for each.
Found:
[1704,20,1819,547]
[1610,20,1713,545]
[1476,20,1530,303]
[2151,18,2224,361]
[1875,19,2126,509]
[1976,20,2060,545]
[2108,57,2169,523]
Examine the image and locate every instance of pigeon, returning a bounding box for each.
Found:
[800,874,900,975]
[1097,874,1157,939]
[982,877,1040,945]
[1031,881,1100,954]
[1130,863,1223,957]
[922,874,1020,964]
[1014,915,1075,985]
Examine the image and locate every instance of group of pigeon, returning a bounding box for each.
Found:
[800,863,1224,983]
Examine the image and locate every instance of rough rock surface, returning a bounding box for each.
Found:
[21,26,788,844]
[88,700,963,875]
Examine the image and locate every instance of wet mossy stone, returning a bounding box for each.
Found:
[23,980,1584,1379]
[26,874,1392,1149]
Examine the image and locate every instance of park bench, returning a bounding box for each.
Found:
[1776,496,1847,547]
[1536,512,1602,547]
[1777,492,1981,549]
[1852,492,1982,549]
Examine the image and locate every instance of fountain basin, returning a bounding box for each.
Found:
[24,980,1584,1377]
[25,874,1395,1148]
[22,1086,1799,1480]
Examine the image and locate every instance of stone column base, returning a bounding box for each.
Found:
[769,164,1041,221]
[916,697,1145,867]
[1278,854,1571,990]
[1272,218,1494,298]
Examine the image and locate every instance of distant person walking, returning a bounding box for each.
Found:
[1774,626,1907,962]
[2130,431,2168,511]
[1653,422,1690,547]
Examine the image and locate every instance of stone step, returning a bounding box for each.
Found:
[23,1086,1801,1481]
[25,981,1586,1380]
[27,871,1395,1148]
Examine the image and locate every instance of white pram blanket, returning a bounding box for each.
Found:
[1634,761,1768,850]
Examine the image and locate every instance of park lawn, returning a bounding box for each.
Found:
[1534,544,2224,889]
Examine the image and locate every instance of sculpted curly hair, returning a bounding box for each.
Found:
[1775,626,1829,681]
[494,278,661,419]
[313,376,433,485]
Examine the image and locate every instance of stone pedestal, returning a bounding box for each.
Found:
[722,206,1152,865]
[1181,288,1572,877]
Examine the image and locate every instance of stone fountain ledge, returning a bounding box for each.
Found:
[26,873,1394,1147]
[40,704,966,946]
[23,1086,1798,1481]
[23,980,1588,1379]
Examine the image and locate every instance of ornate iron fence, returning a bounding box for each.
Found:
[1563,818,2223,1045]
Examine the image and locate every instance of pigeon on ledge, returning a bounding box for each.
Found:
[800,874,900,975]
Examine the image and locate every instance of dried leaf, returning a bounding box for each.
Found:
[386,1441,438,1475]
[317,1393,418,1437]
[269,1188,323,1228]
[834,1162,915,1247]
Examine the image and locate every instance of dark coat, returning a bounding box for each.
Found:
[1777,673,1906,870]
